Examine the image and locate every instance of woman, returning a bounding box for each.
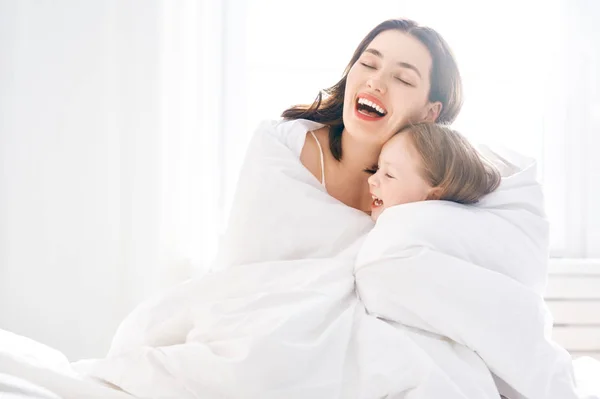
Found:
[213,19,463,268]
[283,19,462,213]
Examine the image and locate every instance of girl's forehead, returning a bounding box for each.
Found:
[381,135,406,160]
[383,133,409,151]
[381,133,421,165]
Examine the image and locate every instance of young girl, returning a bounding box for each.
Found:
[367,122,501,221]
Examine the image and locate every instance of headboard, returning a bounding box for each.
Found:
[546,259,600,360]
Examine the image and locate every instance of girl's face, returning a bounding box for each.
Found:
[368,133,433,221]
[343,30,441,147]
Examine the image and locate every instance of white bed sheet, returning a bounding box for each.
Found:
[0,329,131,399]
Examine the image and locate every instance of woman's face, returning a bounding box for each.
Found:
[367,133,433,221]
[343,30,440,146]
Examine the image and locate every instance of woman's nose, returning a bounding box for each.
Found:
[366,75,386,94]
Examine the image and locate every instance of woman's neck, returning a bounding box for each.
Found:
[337,127,382,174]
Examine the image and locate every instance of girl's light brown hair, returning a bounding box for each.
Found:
[281,19,463,161]
[401,123,501,204]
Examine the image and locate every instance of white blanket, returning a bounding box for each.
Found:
[0,119,593,398]
[212,119,374,268]
[353,186,575,398]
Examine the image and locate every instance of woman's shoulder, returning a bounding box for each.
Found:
[254,118,326,157]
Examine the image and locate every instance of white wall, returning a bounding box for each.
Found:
[0,1,163,361]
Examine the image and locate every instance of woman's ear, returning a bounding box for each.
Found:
[426,186,443,200]
[423,102,442,123]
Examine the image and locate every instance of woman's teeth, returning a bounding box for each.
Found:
[357,97,387,116]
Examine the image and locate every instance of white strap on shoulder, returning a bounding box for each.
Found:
[309,130,326,188]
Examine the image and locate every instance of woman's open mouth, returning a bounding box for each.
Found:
[355,94,387,121]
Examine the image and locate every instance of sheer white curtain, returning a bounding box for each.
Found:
[226,0,600,259]
[557,0,600,258]
[0,0,222,360]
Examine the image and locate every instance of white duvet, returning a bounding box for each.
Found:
[0,119,594,398]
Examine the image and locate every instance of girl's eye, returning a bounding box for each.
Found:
[360,62,376,69]
[385,173,395,179]
[364,165,379,174]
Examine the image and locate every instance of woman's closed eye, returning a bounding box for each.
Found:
[394,76,414,86]
[360,62,376,69]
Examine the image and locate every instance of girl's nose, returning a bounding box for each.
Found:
[368,173,378,187]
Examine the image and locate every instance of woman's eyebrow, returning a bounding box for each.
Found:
[363,48,422,79]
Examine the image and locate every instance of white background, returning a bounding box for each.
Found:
[1,0,598,360]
